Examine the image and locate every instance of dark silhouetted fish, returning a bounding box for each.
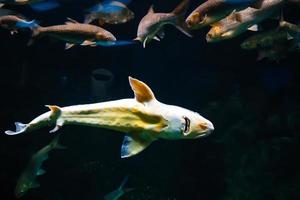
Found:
[15,135,65,198]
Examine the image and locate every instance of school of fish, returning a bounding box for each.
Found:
[2,0,299,198]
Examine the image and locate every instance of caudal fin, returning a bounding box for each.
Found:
[171,0,193,37]
[15,19,39,30]
[5,122,28,135]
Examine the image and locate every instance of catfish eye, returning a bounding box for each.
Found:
[182,116,191,136]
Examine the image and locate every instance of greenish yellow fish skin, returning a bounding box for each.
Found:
[14,135,65,198]
[206,0,285,42]
[5,77,214,158]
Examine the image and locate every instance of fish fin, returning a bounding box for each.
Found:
[227,11,242,23]
[5,122,28,135]
[81,40,96,46]
[172,0,192,38]
[45,105,62,118]
[84,14,94,24]
[119,175,129,190]
[172,0,189,16]
[128,76,156,103]
[15,20,38,30]
[287,33,294,40]
[45,105,63,133]
[250,0,264,9]
[248,24,259,31]
[27,25,41,46]
[121,134,155,158]
[157,29,165,39]
[143,37,148,48]
[153,36,160,41]
[66,17,80,24]
[37,169,46,176]
[65,43,75,49]
[30,0,60,12]
[49,119,64,133]
[50,135,67,149]
[147,5,154,14]
[0,3,4,8]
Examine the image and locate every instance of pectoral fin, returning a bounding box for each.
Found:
[81,40,96,46]
[121,135,155,158]
[65,43,75,49]
[248,24,259,31]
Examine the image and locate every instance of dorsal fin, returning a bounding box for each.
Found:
[147,5,154,14]
[129,77,156,103]
[66,17,79,24]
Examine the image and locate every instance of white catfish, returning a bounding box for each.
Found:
[5,77,214,158]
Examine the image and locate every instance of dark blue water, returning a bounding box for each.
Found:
[1,1,300,200]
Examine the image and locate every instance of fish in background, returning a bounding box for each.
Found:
[186,0,260,30]
[241,29,293,50]
[104,175,134,200]
[206,0,285,42]
[28,18,118,49]
[15,135,66,198]
[279,19,300,44]
[134,0,192,48]
[5,77,214,158]
[0,0,60,12]
[0,14,37,34]
[85,0,134,26]
[241,28,297,61]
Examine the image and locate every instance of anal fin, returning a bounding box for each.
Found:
[121,134,155,158]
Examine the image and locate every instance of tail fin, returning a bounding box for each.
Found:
[50,135,67,150]
[5,122,28,135]
[172,0,192,37]
[119,175,129,190]
[15,19,39,30]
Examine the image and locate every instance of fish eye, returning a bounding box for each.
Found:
[182,116,191,136]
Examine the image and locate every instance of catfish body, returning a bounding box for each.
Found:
[5,77,214,158]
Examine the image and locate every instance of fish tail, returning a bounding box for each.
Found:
[15,19,39,30]
[172,0,193,37]
[50,135,67,150]
[5,122,28,135]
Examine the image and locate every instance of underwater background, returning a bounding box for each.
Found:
[1,0,300,200]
